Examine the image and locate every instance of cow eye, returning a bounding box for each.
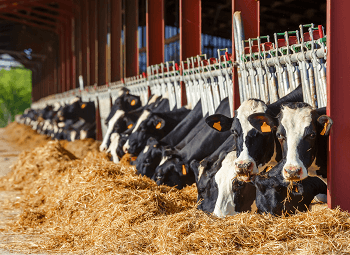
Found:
[231,129,238,137]
[277,133,285,140]
[307,132,316,139]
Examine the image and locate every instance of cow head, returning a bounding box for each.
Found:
[152,148,194,189]
[276,103,332,181]
[123,110,166,155]
[206,99,279,182]
[135,137,163,178]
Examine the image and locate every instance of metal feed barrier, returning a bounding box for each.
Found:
[233,11,327,108]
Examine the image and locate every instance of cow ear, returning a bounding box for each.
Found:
[317,115,333,136]
[154,117,165,130]
[248,113,277,133]
[206,114,233,132]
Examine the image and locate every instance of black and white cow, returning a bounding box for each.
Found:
[191,86,305,216]
[99,88,142,152]
[252,159,327,216]
[248,102,332,183]
[152,98,232,189]
[122,106,191,155]
[134,100,203,175]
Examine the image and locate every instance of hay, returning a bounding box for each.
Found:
[1,123,350,254]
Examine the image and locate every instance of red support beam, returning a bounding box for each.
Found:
[125,0,139,77]
[110,0,122,82]
[59,27,66,92]
[81,0,88,88]
[98,0,107,86]
[179,0,201,106]
[231,0,259,110]
[24,0,74,17]
[326,0,350,211]
[65,22,71,90]
[89,0,98,85]
[146,0,164,66]
[0,9,58,27]
[71,17,76,89]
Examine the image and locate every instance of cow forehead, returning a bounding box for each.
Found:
[280,106,313,135]
[70,97,80,104]
[236,99,267,132]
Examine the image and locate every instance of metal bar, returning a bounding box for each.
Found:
[59,27,65,92]
[327,0,350,211]
[65,22,71,90]
[110,0,122,82]
[125,0,139,77]
[146,0,164,66]
[71,17,76,89]
[180,0,201,106]
[26,0,74,17]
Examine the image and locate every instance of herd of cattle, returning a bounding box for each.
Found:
[17,85,333,217]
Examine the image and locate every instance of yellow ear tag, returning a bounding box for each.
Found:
[131,99,136,106]
[182,165,187,175]
[153,144,157,148]
[128,124,133,129]
[156,122,162,129]
[131,157,137,161]
[81,104,86,109]
[320,120,329,136]
[213,121,222,131]
[261,122,271,133]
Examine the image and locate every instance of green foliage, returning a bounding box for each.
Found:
[0,68,32,127]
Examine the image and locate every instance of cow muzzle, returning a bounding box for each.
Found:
[283,165,302,181]
[235,160,255,182]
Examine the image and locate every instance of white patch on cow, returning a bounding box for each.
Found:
[70,97,80,104]
[107,133,121,163]
[118,90,124,97]
[162,91,169,99]
[53,124,59,134]
[147,94,159,105]
[123,139,130,153]
[143,145,150,154]
[58,122,65,128]
[70,131,77,142]
[159,156,169,166]
[24,108,30,114]
[198,165,205,181]
[59,128,63,133]
[132,110,150,133]
[32,121,38,130]
[42,120,50,131]
[280,106,313,180]
[185,103,192,110]
[100,110,125,152]
[53,102,61,111]
[80,130,88,140]
[213,151,238,217]
[234,99,268,175]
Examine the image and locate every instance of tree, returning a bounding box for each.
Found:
[0,68,32,127]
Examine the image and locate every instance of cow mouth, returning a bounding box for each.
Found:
[236,172,255,182]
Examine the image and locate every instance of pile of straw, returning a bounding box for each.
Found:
[1,123,350,254]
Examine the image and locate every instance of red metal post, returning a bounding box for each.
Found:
[59,27,66,92]
[65,22,71,90]
[231,0,260,110]
[326,0,350,211]
[125,0,139,77]
[98,0,108,86]
[72,17,77,89]
[179,0,201,106]
[89,0,98,85]
[81,1,88,88]
[146,0,164,66]
[110,0,122,82]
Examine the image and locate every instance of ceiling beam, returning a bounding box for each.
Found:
[0,13,58,33]
[1,9,58,27]
[26,0,74,17]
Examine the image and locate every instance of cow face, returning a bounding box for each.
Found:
[275,103,333,181]
[123,111,166,155]
[152,149,194,189]
[135,137,163,178]
[206,99,278,182]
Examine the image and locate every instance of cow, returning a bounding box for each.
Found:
[247,102,332,183]
[122,106,191,155]
[151,98,232,189]
[99,88,142,152]
[190,86,305,216]
[134,100,203,175]
[252,159,327,216]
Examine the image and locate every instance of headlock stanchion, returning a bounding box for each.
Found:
[233,11,327,108]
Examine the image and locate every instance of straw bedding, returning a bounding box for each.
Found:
[0,123,350,254]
